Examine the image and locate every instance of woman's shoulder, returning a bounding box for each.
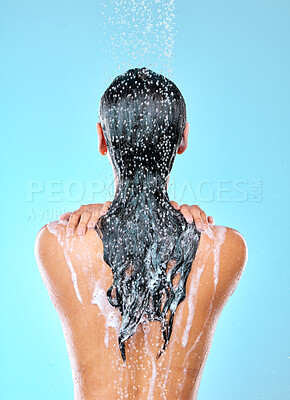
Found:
[202,225,247,257]
[35,220,71,261]
[36,220,68,242]
[36,218,103,247]
[197,225,248,305]
[35,220,103,276]
[217,225,247,263]
[35,220,105,309]
[209,225,247,270]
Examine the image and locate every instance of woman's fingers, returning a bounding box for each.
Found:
[87,207,101,230]
[100,201,112,216]
[179,204,213,231]
[196,207,209,230]
[66,211,82,237]
[188,207,204,230]
[59,212,72,221]
[170,201,181,210]
[76,211,92,237]
[179,204,194,223]
[208,216,215,224]
[64,202,112,237]
[87,201,112,229]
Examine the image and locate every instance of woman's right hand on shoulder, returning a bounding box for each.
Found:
[59,202,112,238]
[170,202,214,231]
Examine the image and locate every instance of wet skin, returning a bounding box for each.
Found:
[35,204,247,400]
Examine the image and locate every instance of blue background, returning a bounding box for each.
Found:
[1,0,289,399]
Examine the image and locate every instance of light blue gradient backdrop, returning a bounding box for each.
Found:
[1,1,289,399]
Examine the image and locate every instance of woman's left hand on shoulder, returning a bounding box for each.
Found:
[60,202,111,238]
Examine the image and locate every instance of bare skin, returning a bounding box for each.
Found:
[35,204,247,400]
[35,121,247,398]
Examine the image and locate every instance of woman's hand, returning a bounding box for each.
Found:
[60,202,112,237]
[60,202,214,237]
[170,202,214,230]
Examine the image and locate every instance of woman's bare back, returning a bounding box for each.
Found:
[35,205,247,400]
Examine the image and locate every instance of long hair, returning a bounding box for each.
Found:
[96,68,200,363]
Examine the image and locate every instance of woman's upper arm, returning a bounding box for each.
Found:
[214,227,248,309]
[34,224,84,317]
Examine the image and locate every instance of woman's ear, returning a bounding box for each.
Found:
[177,122,189,154]
[96,123,107,155]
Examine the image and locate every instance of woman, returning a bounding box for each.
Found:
[35,68,247,399]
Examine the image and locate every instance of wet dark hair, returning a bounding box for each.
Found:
[96,68,200,363]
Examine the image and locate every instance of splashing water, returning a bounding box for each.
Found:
[100,0,176,86]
